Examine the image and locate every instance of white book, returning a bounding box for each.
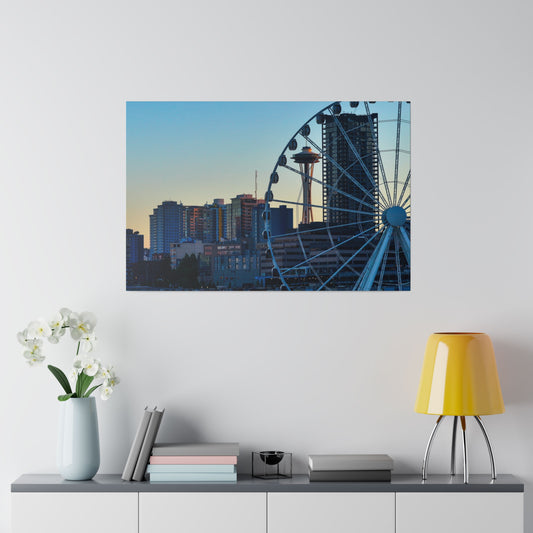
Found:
[308,454,393,471]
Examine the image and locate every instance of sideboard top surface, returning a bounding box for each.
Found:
[11,474,524,493]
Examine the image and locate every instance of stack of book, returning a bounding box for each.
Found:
[308,454,393,482]
[122,406,165,482]
[147,442,239,482]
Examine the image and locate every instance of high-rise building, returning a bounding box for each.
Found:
[229,194,265,241]
[126,229,144,265]
[149,201,186,257]
[322,113,379,229]
[203,199,226,243]
[126,229,144,286]
[185,206,206,241]
[252,204,294,246]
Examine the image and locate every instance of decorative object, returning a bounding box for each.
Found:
[57,397,100,480]
[126,101,410,292]
[17,308,120,480]
[415,332,504,483]
[252,451,292,479]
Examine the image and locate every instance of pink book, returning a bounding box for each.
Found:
[149,455,238,465]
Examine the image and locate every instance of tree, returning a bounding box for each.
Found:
[174,254,200,289]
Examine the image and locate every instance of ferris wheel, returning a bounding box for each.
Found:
[263,101,411,291]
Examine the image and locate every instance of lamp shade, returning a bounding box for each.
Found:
[415,332,504,416]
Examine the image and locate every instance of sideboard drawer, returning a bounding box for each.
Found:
[268,492,395,533]
[12,492,137,533]
[139,492,266,533]
[396,492,524,533]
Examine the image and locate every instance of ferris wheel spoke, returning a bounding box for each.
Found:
[377,240,392,291]
[327,110,390,209]
[270,197,376,217]
[393,231,403,291]
[299,134,387,211]
[393,102,402,205]
[316,230,382,291]
[269,219,374,240]
[282,162,379,212]
[280,226,376,276]
[354,226,394,290]
[398,170,411,207]
[400,193,411,210]
[364,102,393,207]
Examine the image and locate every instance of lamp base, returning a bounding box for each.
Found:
[421,415,496,484]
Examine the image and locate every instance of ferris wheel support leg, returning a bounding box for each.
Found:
[398,226,411,265]
[356,226,394,291]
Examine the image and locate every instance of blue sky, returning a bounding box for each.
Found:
[127,101,410,246]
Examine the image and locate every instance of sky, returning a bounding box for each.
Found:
[126,101,411,247]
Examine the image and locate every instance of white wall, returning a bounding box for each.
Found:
[2,0,532,531]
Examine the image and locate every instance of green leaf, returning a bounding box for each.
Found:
[84,384,102,398]
[48,365,72,395]
[58,393,75,401]
[76,372,94,398]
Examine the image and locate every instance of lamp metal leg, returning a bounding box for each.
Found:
[461,416,469,484]
[474,416,497,480]
[422,415,445,480]
[451,416,458,476]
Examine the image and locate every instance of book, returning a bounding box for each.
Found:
[309,469,392,482]
[152,442,240,456]
[132,407,165,481]
[146,464,236,474]
[149,455,238,465]
[121,407,153,481]
[148,471,237,482]
[308,454,393,471]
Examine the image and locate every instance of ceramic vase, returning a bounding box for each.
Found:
[57,397,100,480]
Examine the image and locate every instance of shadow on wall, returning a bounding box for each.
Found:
[492,338,533,406]
[156,411,208,444]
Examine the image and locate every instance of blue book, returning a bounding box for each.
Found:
[146,464,236,474]
[149,471,237,482]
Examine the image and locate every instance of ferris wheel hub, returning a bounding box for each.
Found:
[383,206,407,227]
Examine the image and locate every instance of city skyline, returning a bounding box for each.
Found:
[127,101,406,247]
[127,101,331,247]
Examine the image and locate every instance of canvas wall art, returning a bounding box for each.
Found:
[126,101,411,291]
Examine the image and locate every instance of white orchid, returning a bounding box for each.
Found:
[100,386,113,400]
[24,352,46,366]
[18,333,42,350]
[26,319,52,339]
[68,367,80,383]
[104,367,120,388]
[81,358,100,377]
[47,312,68,344]
[19,309,118,402]
[69,312,97,341]
[78,332,97,354]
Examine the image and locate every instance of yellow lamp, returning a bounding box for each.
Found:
[415,332,504,483]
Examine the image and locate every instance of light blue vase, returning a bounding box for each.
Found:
[57,397,100,480]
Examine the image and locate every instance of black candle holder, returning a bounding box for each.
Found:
[252,451,292,479]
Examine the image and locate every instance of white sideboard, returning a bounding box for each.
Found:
[11,474,524,533]
[11,492,137,533]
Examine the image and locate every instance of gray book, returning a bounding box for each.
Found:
[308,454,393,471]
[309,469,391,482]
[151,442,240,456]
[132,408,165,481]
[121,407,153,481]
